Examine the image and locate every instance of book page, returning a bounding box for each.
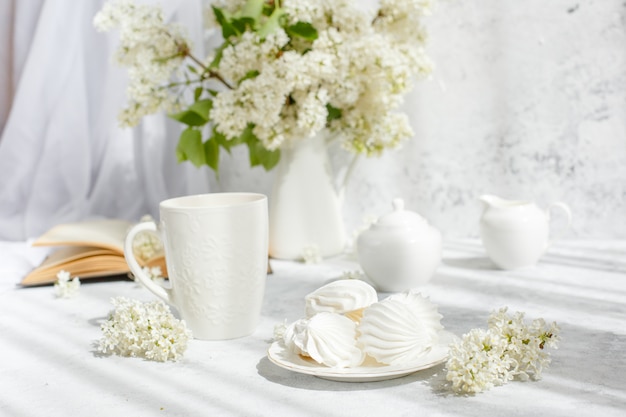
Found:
[33,246,121,271]
[21,254,133,286]
[32,219,132,254]
[21,246,167,286]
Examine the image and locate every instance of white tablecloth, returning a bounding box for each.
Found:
[1,239,625,417]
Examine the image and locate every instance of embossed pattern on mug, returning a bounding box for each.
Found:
[170,228,265,327]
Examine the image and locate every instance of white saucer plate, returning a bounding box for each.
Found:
[267,330,457,382]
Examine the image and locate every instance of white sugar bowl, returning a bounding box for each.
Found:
[356,198,442,292]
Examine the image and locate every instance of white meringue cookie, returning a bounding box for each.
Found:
[357,291,443,365]
[282,318,310,357]
[304,279,378,321]
[283,312,365,368]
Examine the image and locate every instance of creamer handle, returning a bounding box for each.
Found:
[124,221,172,304]
[547,202,572,246]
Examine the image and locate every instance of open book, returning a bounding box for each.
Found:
[21,219,166,286]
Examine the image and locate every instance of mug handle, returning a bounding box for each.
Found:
[547,202,572,245]
[124,221,172,304]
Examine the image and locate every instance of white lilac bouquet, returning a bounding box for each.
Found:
[94,0,434,172]
[445,308,560,394]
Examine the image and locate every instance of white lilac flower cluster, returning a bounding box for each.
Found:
[132,232,163,261]
[98,297,192,362]
[339,270,365,280]
[134,266,167,289]
[445,308,560,394]
[95,0,434,168]
[130,215,164,264]
[301,243,322,264]
[141,266,165,282]
[210,0,433,155]
[54,270,80,298]
[93,0,190,127]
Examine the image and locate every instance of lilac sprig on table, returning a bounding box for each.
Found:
[98,297,192,362]
[300,243,322,264]
[445,307,560,394]
[54,270,81,298]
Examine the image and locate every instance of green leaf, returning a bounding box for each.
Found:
[209,42,229,69]
[169,110,207,126]
[231,17,255,34]
[168,99,213,126]
[176,128,205,167]
[247,140,280,170]
[212,6,237,38]
[229,130,248,148]
[238,70,260,85]
[259,146,281,171]
[286,22,318,41]
[194,87,203,101]
[189,99,213,120]
[326,103,342,122]
[261,3,274,17]
[257,7,284,39]
[247,143,260,167]
[242,0,264,20]
[209,124,280,171]
[207,89,219,97]
[241,126,281,170]
[187,65,198,74]
[240,124,256,144]
[212,128,231,152]
[211,125,245,154]
[203,137,220,172]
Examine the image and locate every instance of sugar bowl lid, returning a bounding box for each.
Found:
[374,198,429,230]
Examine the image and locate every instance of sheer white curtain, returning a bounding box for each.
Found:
[0,0,210,241]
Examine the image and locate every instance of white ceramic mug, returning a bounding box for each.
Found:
[124,193,268,340]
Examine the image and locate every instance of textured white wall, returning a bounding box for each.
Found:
[210,0,626,239]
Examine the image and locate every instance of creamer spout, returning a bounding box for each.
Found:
[479,194,501,208]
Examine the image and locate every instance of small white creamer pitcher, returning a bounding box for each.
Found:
[479,195,572,270]
[124,193,268,340]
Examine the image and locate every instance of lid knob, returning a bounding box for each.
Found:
[392,198,405,212]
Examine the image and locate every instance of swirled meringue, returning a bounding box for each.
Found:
[357,290,443,365]
[282,318,309,356]
[283,312,365,368]
[305,279,378,321]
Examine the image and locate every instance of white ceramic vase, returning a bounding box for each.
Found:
[269,131,347,260]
